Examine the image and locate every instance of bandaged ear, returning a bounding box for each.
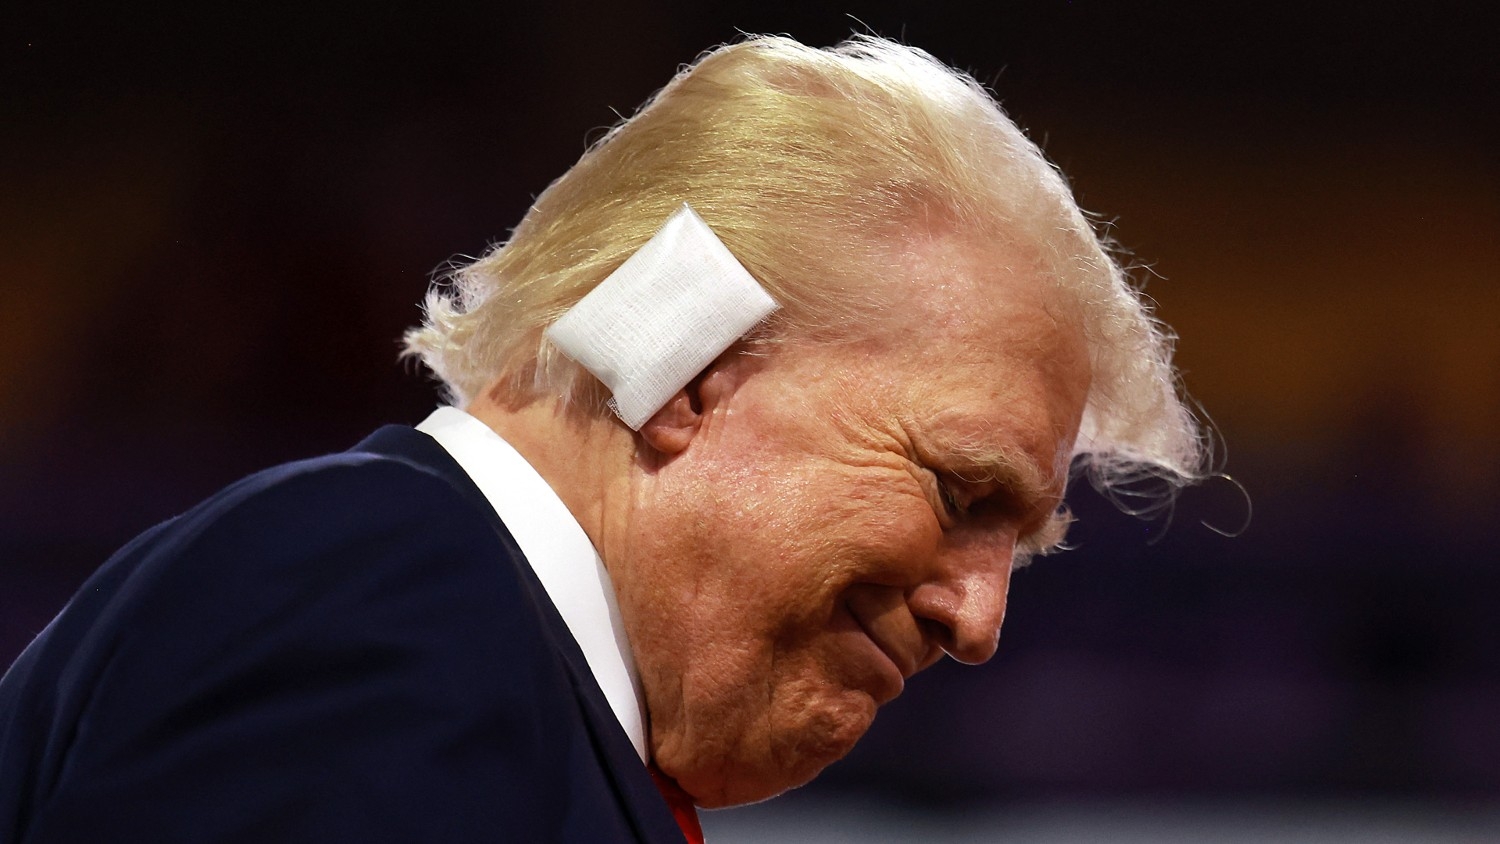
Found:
[544,204,779,430]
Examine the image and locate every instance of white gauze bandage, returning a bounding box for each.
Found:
[544,204,779,430]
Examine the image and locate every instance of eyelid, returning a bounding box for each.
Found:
[920,466,962,526]
[936,474,965,517]
[948,473,1049,534]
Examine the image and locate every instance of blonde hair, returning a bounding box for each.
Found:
[403,35,1204,493]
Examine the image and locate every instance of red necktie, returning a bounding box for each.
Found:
[647,762,705,844]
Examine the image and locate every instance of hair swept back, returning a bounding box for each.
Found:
[403,34,1205,511]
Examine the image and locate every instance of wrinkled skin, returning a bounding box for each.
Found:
[608,233,1093,806]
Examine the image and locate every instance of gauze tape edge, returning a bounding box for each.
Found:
[544,204,779,430]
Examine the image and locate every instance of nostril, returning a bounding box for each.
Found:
[916,617,953,653]
[907,574,1008,666]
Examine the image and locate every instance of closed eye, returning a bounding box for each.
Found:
[921,467,965,526]
[936,474,964,518]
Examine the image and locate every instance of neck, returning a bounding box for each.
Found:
[464,390,635,573]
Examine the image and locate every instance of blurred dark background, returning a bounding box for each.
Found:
[4,0,1498,833]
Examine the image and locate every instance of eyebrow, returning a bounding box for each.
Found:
[940,439,1056,510]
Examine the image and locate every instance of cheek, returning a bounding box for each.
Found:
[643,476,940,804]
[793,464,945,581]
[626,422,943,801]
[669,460,946,655]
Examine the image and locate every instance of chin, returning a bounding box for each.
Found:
[682,691,878,808]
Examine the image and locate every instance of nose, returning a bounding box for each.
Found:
[908,534,1014,665]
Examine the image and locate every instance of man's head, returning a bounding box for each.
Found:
[405,36,1202,806]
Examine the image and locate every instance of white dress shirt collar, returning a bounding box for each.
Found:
[415,406,647,762]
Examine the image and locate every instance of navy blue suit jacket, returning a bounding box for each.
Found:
[0,426,686,843]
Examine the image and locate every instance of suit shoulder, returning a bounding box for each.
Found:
[1,434,582,842]
[126,442,527,638]
[193,442,476,534]
[12,436,545,705]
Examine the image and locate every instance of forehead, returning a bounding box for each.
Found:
[860,229,1091,489]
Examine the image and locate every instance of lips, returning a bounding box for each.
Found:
[843,586,924,701]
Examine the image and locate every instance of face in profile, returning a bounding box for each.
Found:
[612,233,1092,807]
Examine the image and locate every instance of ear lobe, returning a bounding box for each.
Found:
[636,355,747,458]
[637,388,702,456]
